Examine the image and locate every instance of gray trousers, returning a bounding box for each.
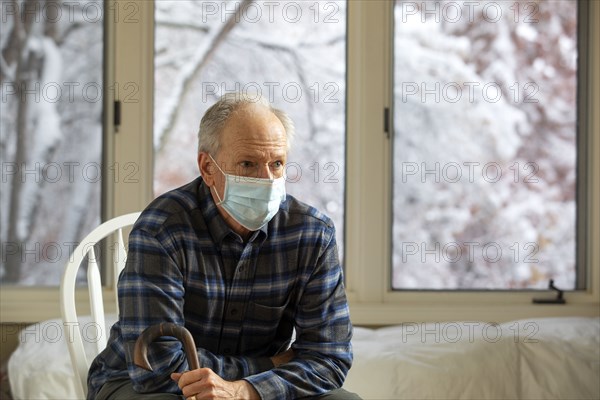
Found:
[95,378,362,400]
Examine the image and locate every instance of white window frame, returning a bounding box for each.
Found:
[344,0,600,324]
[1,0,598,324]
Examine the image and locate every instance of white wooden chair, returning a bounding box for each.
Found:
[60,212,141,398]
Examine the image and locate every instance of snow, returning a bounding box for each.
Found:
[0,0,579,289]
[1,0,103,285]
[392,0,578,289]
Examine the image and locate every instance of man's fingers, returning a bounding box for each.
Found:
[177,368,211,389]
[171,372,183,382]
[177,368,240,399]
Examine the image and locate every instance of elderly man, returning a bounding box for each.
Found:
[87,93,359,399]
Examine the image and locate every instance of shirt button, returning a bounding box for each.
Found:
[223,347,231,354]
[230,308,238,316]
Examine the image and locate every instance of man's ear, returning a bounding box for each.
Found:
[198,152,215,186]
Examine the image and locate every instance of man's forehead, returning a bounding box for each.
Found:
[221,108,285,142]
[228,144,287,159]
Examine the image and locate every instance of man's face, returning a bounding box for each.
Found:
[198,103,288,234]
[213,103,288,180]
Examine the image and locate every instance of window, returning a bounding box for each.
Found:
[153,0,347,253]
[343,0,597,324]
[2,0,597,324]
[1,0,104,286]
[392,0,581,290]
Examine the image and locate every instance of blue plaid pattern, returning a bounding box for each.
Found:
[87,177,353,399]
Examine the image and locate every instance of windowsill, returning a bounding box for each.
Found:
[2,286,598,324]
[348,299,600,325]
[0,287,118,324]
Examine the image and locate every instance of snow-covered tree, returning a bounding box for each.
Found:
[1,0,102,285]
[392,0,578,289]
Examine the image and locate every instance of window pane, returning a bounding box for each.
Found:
[1,0,103,286]
[154,1,346,254]
[392,0,578,289]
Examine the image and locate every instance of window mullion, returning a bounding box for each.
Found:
[346,0,393,304]
[111,0,154,218]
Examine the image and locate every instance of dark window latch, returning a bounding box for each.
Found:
[532,279,566,304]
[114,100,121,131]
[384,107,390,138]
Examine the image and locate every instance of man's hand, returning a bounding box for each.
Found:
[171,369,260,400]
[270,348,295,367]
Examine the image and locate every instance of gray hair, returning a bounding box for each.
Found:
[197,92,295,155]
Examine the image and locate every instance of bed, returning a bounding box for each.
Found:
[8,316,600,399]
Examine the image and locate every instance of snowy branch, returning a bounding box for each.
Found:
[155,0,256,150]
[156,19,210,33]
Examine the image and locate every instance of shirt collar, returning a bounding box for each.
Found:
[197,178,268,247]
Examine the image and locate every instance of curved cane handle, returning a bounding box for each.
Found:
[133,322,200,371]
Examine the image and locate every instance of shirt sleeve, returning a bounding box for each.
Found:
[243,228,353,399]
[119,227,273,394]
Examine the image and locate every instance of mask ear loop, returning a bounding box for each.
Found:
[208,154,226,205]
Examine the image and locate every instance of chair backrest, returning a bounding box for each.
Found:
[60,212,141,398]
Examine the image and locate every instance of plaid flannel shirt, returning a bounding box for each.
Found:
[87,177,353,399]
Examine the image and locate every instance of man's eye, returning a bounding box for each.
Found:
[241,161,254,168]
[273,161,284,168]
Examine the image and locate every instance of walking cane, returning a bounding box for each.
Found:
[133,322,200,371]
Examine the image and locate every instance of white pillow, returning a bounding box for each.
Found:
[8,314,118,400]
[344,318,600,400]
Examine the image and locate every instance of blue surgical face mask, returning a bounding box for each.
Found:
[209,155,286,231]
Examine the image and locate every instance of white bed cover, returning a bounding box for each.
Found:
[8,316,600,399]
